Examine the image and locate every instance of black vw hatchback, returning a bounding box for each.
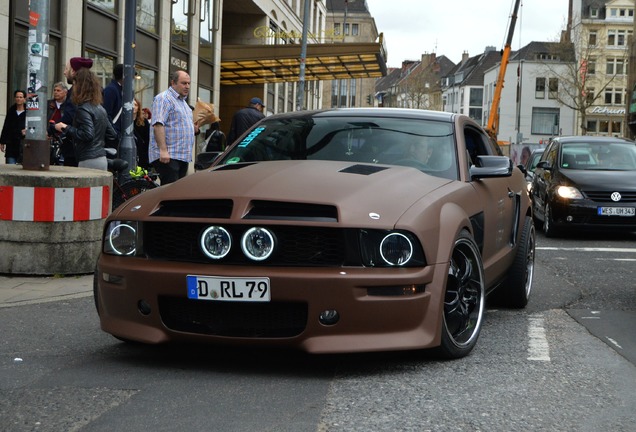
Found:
[531,136,636,236]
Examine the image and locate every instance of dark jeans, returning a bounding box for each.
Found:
[153,159,189,185]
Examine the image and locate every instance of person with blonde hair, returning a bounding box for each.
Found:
[54,68,118,170]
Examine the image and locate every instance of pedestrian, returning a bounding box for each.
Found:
[102,63,124,142]
[54,68,118,170]
[55,56,94,166]
[133,98,151,170]
[148,69,195,185]
[203,121,226,152]
[0,90,27,164]
[47,82,68,125]
[226,96,265,144]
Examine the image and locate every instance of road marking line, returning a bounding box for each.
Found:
[537,247,636,253]
[528,315,551,361]
[605,337,623,350]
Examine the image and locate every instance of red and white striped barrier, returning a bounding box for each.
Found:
[0,185,110,222]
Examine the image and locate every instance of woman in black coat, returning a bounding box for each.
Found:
[133,98,151,170]
[54,69,117,170]
[0,90,27,164]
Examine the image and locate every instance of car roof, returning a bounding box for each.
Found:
[552,136,635,144]
[262,108,459,123]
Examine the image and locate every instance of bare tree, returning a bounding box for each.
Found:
[540,22,628,135]
[398,63,443,110]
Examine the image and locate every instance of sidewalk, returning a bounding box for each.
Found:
[0,274,93,308]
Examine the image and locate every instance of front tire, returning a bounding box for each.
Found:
[543,202,557,237]
[435,230,485,359]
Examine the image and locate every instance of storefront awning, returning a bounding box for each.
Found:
[220,42,387,85]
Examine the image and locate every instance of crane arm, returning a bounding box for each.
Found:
[485,0,521,142]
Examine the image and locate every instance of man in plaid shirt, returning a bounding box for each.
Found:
[149,70,195,184]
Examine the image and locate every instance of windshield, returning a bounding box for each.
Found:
[560,142,636,171]
[218,115,458,180]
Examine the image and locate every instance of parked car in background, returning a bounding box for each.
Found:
[95,108,535,359]
[524,148,545,191]
[531,135,636,237]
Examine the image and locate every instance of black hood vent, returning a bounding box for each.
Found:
[340,164,389,175]
[245,200,338,222]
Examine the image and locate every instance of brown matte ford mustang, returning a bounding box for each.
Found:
[95,108,535,359]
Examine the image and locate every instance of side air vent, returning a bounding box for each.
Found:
[339,164,389,175]
[152,199,233,218]
[245,200,338,222]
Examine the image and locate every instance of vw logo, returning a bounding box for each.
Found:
[610,192,622,202]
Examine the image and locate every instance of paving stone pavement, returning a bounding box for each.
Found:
[0,274,93,308]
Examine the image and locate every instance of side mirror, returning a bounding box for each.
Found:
[517,164,527,175]
[470,156,513,179]
[194,151,222,171]
[536,160,552,170]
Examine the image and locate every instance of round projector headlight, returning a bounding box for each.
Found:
[241,227,275,261]
[108,222,137,256]
[380,232,413,266]
[200,226,232,259]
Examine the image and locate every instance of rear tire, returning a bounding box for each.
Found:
[434,230,485,359]
[500,216,535,308]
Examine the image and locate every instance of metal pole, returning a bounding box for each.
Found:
[23,0,50,170]
[119,0,138,179]
[296,0,311,111]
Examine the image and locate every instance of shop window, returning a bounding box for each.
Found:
[172,0,193,51]
[87,0,117,14]
[138,0,158,34]
[586,120,598,133]
[599,120,609,133]
[612,120,622,134]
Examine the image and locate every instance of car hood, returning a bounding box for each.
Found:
[134,161,454,226]
[562,169,636,191]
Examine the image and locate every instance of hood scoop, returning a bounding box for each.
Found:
[339,164,389,175]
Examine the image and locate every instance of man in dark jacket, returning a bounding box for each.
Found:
[102,63,124,139]
[226,97,265,144]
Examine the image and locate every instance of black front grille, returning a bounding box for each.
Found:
[143,222,348,266]
[158,296,308,338]
[584,190,636,203]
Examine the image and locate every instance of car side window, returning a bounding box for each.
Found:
[464,127,492,167]
[543,141,558,165]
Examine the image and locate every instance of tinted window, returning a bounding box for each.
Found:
[219,115,459,180]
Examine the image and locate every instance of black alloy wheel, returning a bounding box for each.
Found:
[436,230,485,359]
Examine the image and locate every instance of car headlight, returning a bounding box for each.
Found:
[359,229,425,267]
[103,221,139,256]
[557,186,583,199]
[200,226,232,259]
[241,227,275,261]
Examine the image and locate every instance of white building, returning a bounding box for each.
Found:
[482,41,577,164]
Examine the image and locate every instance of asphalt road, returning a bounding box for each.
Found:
[1,230,635,432]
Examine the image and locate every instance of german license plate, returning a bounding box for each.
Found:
[597,207,635,217]
[187,275,270,302]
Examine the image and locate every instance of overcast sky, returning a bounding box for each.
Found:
[365,0,570,67]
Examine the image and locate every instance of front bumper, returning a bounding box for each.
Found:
[96,255,448,354]
[550,198,636,230]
